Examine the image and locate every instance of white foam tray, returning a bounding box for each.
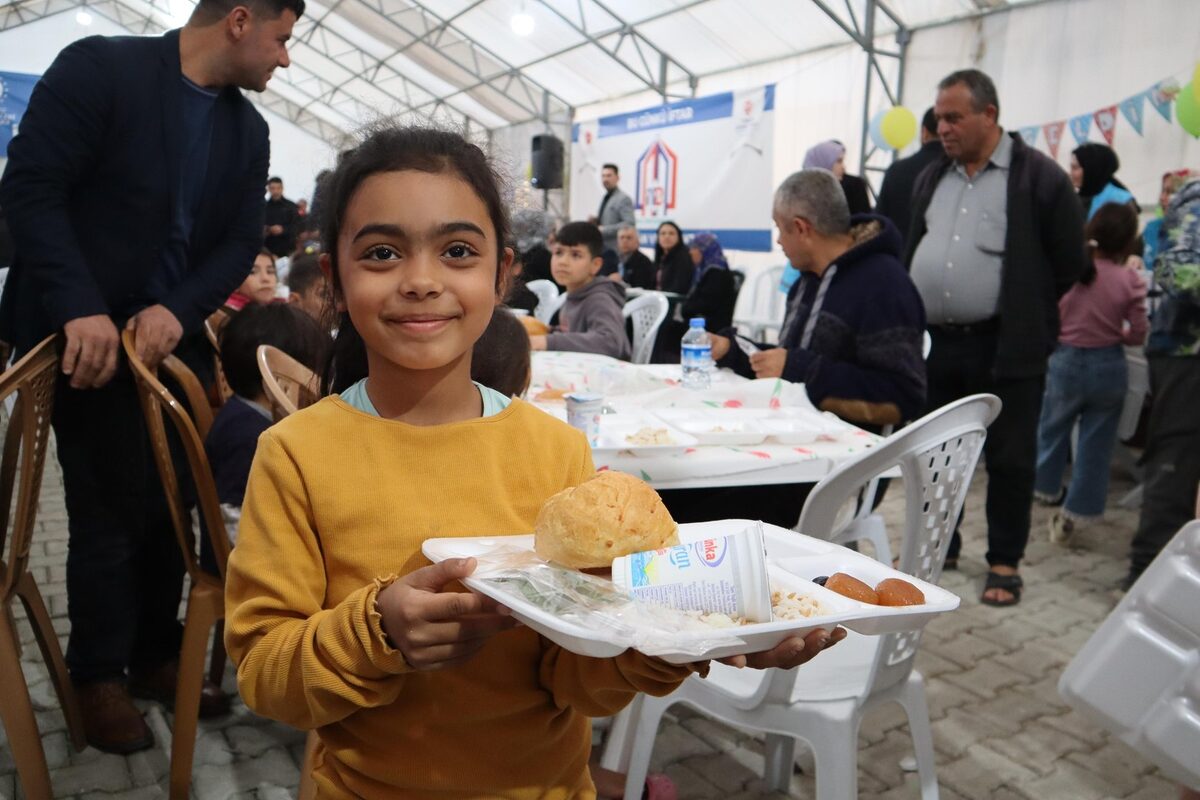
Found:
[592,413,699,457]
[1059,520,1200,790]
[423,520,960,664]
[652,408,769,446]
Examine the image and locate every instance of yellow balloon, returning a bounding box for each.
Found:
[1194,64,1200,102]
[881,106,918,150]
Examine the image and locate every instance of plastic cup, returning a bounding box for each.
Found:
[565,392,603,446]
[610,523,772,622]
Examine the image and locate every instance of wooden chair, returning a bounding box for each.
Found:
[0,335,86,800]
[257,345,320,421]
[205,311,233,406]
[122,330,231,800]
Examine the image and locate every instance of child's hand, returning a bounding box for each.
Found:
[377,558,519,671]
[717,626,846,670]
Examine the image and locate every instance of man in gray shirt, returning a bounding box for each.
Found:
[589,163,636,256]
[906,69,1085,607]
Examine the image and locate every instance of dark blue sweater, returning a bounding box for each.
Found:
[204,396,272,507]
[719,214,927,426]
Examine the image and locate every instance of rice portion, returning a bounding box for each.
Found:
[677,587,826,628]
[771,589,824,620]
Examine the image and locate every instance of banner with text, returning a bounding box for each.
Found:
[571,85,776,251]
[0,71,40,154]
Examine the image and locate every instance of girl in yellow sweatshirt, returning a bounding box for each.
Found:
[224,126,840,799]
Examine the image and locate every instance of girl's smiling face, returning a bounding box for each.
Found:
[238,253,278,304]
[335,169,508,375]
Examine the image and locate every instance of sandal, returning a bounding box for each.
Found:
[981,571,1023,606]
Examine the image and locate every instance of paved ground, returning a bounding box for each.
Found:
[0,443,1177,799]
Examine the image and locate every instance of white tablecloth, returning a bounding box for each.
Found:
[529,352,880,489]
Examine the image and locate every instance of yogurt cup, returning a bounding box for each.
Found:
[611,523,772,623]
[565,393,603,446]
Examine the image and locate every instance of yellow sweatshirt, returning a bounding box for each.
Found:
[224,396,695,799]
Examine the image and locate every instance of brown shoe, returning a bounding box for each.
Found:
[76,680,155,754]
[129,660,233,719]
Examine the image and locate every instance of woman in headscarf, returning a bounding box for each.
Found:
[653,220,693,294]
[803,139,871,214]
[680,231,739,332]
[1070,143,1138,220]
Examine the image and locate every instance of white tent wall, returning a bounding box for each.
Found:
[0,11,337,205]
[567,42,878,320]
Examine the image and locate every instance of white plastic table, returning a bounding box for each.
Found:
[529,352,881,490]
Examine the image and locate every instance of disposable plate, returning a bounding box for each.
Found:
[423,520,960,664]
[755,408,848,444]
[592,413,699,456]
[651,408,769,446]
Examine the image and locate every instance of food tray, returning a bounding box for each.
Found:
[422,520,960,664]
[753,407,849,444]
[592,413,698,457]
[651,408,769,446]
[1058,520,1200,790]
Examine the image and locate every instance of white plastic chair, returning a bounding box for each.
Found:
[602,394,1001,800]
[526,279,563,324]
[622,292,669,365]
[1059,520,1200,791]
[733,265,786,342]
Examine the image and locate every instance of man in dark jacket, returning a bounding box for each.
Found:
[0,0,302,752]
[875,107,944,245]
[612,224,655,289]
[714,169,926,427]
[263,175,298,257]
[906,69,1085,606]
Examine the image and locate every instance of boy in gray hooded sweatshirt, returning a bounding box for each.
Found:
[530,221,631,361]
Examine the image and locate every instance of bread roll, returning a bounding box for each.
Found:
[520,316,549,336]
[535,472,679,568]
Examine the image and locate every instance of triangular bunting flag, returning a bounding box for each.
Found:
[1018,126,1039,147]
[1069,113,1092,145]
[1150,80,1179,123]
[1119,92,1147,136]
[1043,121,1066,159]
[1094,105,1118,146]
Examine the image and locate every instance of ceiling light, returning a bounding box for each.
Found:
[75,9,93,25]
[511,11,534,36]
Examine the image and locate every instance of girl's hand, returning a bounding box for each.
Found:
[377,558,519,671]
[717,626,846,669]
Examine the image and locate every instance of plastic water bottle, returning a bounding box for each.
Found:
[681,317,713,390]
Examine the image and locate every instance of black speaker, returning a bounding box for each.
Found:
[530,134,563,189]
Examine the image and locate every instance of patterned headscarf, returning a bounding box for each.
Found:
[688,231,728,288]
[803,140,846,172]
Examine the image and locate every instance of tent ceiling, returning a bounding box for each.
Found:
[2,0,1041,141]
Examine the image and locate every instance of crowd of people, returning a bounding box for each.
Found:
[0,0,1198,795]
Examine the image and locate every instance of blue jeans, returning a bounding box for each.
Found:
[1034,344,1128,518]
